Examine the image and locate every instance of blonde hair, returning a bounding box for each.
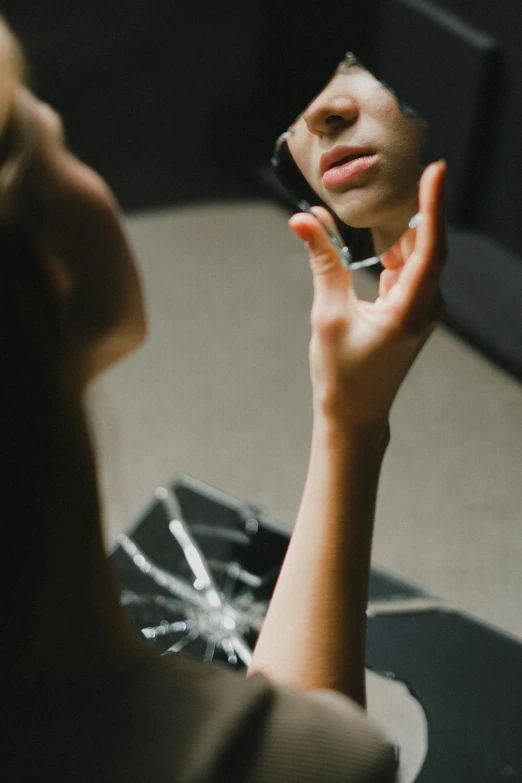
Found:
[0,15,36,223]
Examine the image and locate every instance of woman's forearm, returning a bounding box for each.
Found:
[247,413,389,707]
[249,162,446,706]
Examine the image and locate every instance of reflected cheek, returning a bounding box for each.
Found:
[374,101,423,152]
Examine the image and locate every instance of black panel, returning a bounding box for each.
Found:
[441,226,522,377]
[373,0,500,225]
[431,0,522,52]
[367,610,522,782]
[480,46,522,257]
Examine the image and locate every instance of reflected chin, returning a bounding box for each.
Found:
[323,179,419,231]
[324,189,389,229]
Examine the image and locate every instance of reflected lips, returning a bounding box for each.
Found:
[320,146,377,187]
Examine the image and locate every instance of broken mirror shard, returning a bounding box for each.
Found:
[110,475,433,671]
[111,479,289,669]
[110,476,430,778]
[271,51,427,269]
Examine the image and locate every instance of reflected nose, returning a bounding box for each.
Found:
[302,90,359,136]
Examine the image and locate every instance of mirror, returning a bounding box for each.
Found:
[272,52,428,269]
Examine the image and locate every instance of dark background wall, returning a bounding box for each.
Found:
[1,0,262,207]
[2,0,521,378]
[367,0,522,379]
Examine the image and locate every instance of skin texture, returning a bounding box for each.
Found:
[287,61,424,255]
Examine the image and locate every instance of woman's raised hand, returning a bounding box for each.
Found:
[289,160,447,430]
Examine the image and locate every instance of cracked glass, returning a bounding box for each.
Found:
[111,478,289,669]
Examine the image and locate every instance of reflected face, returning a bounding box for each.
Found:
[14,86,147,380]
[287,58,424,234]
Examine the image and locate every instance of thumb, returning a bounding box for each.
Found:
[289,207,355,323]
[289,207,353,290]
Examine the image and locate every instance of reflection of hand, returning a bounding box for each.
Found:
[289,160,447,430]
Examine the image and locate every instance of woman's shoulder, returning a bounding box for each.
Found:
[133,653,398,782]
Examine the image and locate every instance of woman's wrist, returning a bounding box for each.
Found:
[312,402,391,456]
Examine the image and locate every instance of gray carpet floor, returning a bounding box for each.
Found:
[88,200,521,781]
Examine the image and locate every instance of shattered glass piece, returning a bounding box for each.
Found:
[154,486,169,501]
[165,628,201,654]
[113,482,283,668]
[408,212,423,229]
[221,636,239,666]
[188,525,250,546]
[141,620,190,639]
[116,533,210,610]
[349,254,384,271]
[244,518,259,535]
